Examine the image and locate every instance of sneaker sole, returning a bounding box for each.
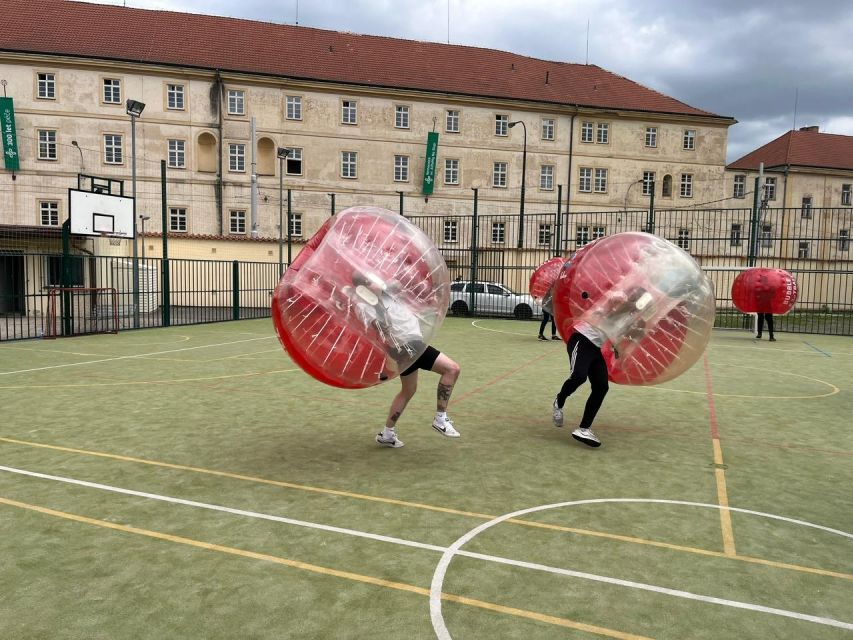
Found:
[432,425,460,438]
[376,435,404,448]
[571,433,601,448]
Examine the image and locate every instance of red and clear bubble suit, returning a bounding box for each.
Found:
[529,257,566,303]
[271,206,450,389]
[551,232,716,386]
[731,268,798,315]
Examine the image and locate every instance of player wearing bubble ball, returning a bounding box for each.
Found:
[349,271,461,448]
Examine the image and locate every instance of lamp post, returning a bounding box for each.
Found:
[508,120,527,248]
[276,147,291,276]
[71,140,84,173]
[126,99,145,328]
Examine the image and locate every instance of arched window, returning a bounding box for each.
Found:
[662,174,673,198]
[257,137,276,176]
[197,132,217,173]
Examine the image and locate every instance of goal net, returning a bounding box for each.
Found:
[45,287,119,338]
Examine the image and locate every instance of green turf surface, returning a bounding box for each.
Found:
[1,318,851,639]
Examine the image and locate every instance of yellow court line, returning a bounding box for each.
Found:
[713,440,737,556]
[0,496,652,640]
[1,437,850,581]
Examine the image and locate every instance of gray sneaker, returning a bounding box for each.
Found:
[552,398,564,427]
[571,427,601,447]
[376,430,404,448]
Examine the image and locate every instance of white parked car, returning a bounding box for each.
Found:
[448,281,542,319]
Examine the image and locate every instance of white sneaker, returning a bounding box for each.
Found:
[571,427,601,447]
[432,415,461,437]
[552,398,564,427]
[376,429,404,448]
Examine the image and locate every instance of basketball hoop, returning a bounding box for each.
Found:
[98,232,121,246]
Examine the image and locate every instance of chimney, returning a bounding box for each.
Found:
[545,71,550,84]
[799,125,819,132]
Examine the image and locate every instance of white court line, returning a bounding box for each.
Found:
[1,465,850,634]
[470,320,539,337]
[0,336,274,376]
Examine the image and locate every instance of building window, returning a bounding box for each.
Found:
[540,165,554,190]
[229,210,246,234]
[37,72,55,99]
[495,114,508,136]
[730,223,742,247]
[677,228,690,250]
[838,229,850,252]
[104,134,123,164]
[538,224,552,246]
[446,110,460,133]
[680,173,693,198]
[662,174,673,197]
[733,175,746,199]
[444,159,459,185]
[576,226,590,246]
[228,143,246,172]
[341,151,357,178]
[842,184,851,206]
[37,129,57,160]
[102,78,121,104]
[593,226,606,240]
[341,100,357,125]
[289,213,303,237]
[764,177,776,201]
[394,155,409,182]
[395,105,410,129]
[286,96,302,120]
[645,127,657,148]
[491,222,505,244]
[760,224,772,248]
[444,219,458,243]
[285,148,302,175]
[580,121,594,143]
[541,118,555,140]
[642,171,655,196]
[596,123,609,144]
[594,168,608,193]
[227,90,245,115]
[167,84,184,110]
[493,162,507,187]
[168,139,185,168]
[579,167,592,192]
[798,241,810,258]
[40,201,59,226]
[801,196,813,219]
[169,207,187,232]
[683,129,696,150]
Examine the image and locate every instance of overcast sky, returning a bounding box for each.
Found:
[87,0,853,163]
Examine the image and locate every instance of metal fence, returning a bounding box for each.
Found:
[1,203,851,341]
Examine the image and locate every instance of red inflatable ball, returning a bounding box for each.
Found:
[551,232,716,386]
[731,268,798,315]
[529,257,566,302]
[271,206,450,389]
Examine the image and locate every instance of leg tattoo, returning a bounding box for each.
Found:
[437,382,454,411]
[389,410,402,424]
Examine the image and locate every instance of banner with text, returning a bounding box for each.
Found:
[1,97,20,171]
[422,131,438,196]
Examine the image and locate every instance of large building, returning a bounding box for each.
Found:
[0,0,735,260]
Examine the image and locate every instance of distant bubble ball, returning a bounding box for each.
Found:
[551,232,716,386]
[529,257,566,303]
[731,267,798,315]
[271,206,450,389]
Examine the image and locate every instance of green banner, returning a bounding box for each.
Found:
[422,131,438,195]
[1,97,20,171]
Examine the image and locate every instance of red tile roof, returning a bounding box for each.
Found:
[727,129,853,171]
[1,0,730,120]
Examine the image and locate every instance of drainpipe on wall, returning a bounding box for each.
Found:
[215,70,224,236]
[563,106,578,255]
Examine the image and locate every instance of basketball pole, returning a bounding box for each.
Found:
[128,103,142,329]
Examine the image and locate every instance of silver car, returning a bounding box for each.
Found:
[448,281,542,319]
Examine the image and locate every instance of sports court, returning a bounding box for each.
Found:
[1,318,851,639]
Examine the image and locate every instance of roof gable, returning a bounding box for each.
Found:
[727,129,853,171]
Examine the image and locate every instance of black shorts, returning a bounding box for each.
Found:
[401,345,441,377]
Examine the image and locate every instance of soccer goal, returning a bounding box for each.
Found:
[45,287,119,338]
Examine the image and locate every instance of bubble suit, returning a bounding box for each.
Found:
[551,232,716,386]
[271,206,450,389]
[529,257,566,303]
[731,268,798,315]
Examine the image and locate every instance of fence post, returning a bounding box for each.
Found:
[232,260,240,321]
[554,184,563,257]
[748,177,761,267]
[646,183,656,234]
[286,188,293,268]
[397,190,404,216]
[329,193,336,216]
[160,160,171,327]
[470,188,479,316]
[61,219,72,336]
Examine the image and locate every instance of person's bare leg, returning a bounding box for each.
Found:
[431,353,461,411]
[385,371,418,429]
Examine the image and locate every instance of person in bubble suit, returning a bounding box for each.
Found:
[756,312,776,341]
[551,286,649,448]
[351,272,461,448]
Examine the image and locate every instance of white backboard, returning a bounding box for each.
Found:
[69,189,135,237]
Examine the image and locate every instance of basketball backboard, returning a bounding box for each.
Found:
[69,188,134,238]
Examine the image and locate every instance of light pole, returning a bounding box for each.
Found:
[71,140,84,173]
[277,147,291,276]
[139,215,150,261]
[508,120,527,248]
[126,99,145,328]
